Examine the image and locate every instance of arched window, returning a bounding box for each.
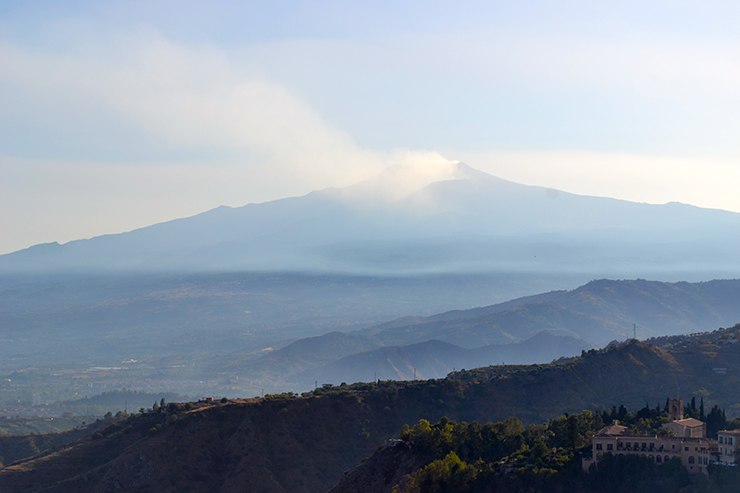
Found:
[656,455,662,463]
[665,455,670,463]
[689,456,695,464]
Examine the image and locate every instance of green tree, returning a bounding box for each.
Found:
[399,452,479,493]
[705,405,727,436]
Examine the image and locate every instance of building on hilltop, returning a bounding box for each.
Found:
[663,417,706,438]
[582,397,718,475]
[582,421,716,475]
[667,397,683,421]
[717,430,740,464]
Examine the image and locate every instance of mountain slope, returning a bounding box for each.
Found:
[219,331,382,381]
[297,339,471,384]
[3,162,740,276]
[198,278,740,391]
[364,300,624,347]
[292,332,593,387]
[358,278,740,347]
[0,417,118,468]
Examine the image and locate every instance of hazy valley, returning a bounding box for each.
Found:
[3,272,740,414]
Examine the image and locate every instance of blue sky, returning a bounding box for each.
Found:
[2,1,740,253]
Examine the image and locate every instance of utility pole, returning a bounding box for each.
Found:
[413,368,417,380]
[633,323,637,340]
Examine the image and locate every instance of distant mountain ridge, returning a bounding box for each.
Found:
[226,278,740,391]
[3,162,740,277]
[357,278,740,347]
[292,332,592,387]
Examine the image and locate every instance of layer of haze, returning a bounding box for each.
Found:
[2,0,740,254]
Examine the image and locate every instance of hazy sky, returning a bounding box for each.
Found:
[2,0,740,254]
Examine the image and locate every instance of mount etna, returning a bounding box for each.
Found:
[3,162,740,279]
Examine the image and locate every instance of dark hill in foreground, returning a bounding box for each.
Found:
[2,326,740,492]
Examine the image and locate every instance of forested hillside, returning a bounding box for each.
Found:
[331,413,692,493]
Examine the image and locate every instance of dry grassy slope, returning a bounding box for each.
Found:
[0,417,117,468]
[1,339,739,492]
